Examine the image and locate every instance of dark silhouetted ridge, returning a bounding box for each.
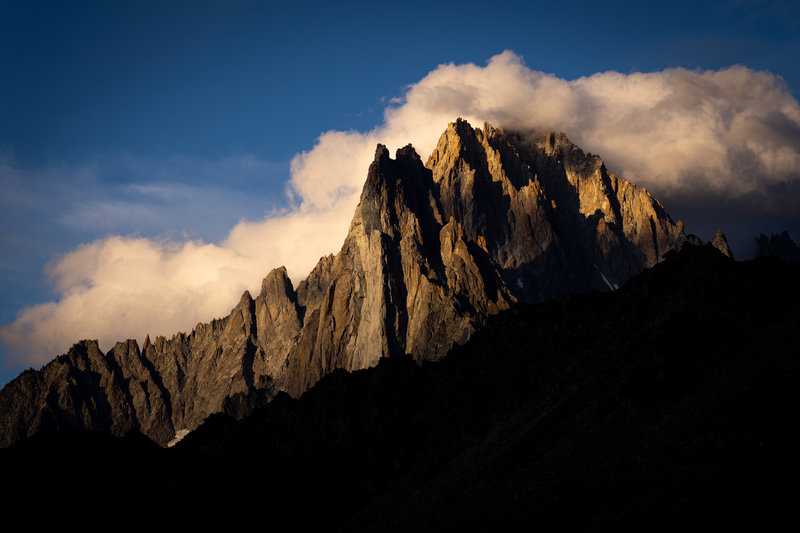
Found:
[2,244,798,530]
[757,230,800,263]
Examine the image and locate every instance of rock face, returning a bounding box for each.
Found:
[0,119,691,447]
[711,228,734,259]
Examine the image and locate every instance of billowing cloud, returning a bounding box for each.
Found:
[3,50,800,367]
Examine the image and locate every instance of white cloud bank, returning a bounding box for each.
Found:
[3,50,800,367]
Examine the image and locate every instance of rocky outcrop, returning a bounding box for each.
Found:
[711,228,734,258]
[757,231,800,263]
[1,119,691,447]
[0,339,173,446]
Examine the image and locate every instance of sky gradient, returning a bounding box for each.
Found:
[2,0,799,386]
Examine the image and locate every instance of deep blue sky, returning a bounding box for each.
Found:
[1,0,799,386]
[5,0,799,165]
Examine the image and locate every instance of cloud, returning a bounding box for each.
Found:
[3,50,800,367]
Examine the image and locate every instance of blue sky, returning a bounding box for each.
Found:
[1,0,799,387]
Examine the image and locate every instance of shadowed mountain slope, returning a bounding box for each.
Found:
[2,245,798,530]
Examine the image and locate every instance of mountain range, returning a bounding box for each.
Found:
[1,119,714,447]
[1,118,796,527]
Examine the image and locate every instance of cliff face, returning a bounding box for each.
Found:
[283,120,689,395]
[0,119,690,447]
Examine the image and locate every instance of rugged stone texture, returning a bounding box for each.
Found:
[0,339,172,447]
[426,121,687,298]
[711,228,734,258]
[1,119,690,447]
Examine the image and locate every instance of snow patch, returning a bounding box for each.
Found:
[595,264,619,291]
[516,278,524,289]
[599,271,619,291]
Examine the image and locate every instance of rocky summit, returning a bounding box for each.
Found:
[1,119,705,448]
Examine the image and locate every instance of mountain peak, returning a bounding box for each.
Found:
[260,266,291,294]
[1,118,690,448]
[450,116,477,136]
[374,143,390,161]
[395,143,420,161]
[711,229,734,259]
[238,290,253,306]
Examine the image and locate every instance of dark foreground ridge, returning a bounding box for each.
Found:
[2,244,798,528]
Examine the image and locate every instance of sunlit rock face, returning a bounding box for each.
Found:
[711,228,735,259]
[0,119,690,447]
